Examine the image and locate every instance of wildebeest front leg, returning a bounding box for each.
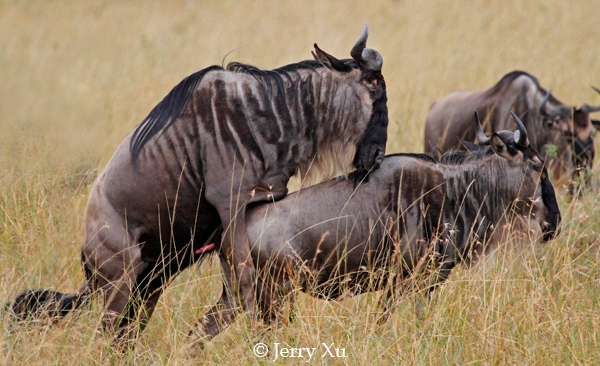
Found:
[426,255,456,296]
[206,187,257,323]
[376,274,406,325]
[187,287,240,350]
[187,258,241,352]
[414,251,457,320]
[207,175,288,324]
[220,212,257,322]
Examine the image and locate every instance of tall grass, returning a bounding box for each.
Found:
[1,0,600,364]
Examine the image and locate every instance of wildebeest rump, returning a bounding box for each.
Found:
[192,112,561,344]
[7,25,388,346]
[424,71,600,187]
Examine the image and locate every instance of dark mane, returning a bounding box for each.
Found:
[129,65,224,163]
[488,70,540,97]
[227,59,324,76]
[226,60,326,100]
[384,152,438,163]
[383,150,495,166]
[437,147,495,165]
[345,149,494,184]
[498,70,539,87]
[488,70,562,104]
[345,153,435,182]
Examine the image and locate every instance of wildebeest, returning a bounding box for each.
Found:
[7,25,388,346]
[568,87,600,192]
[424,71,600,188]
[190,112,561,345]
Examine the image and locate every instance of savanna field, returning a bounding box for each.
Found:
[1,1,600,364]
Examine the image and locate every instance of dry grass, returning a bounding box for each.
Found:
[1,0,600,364]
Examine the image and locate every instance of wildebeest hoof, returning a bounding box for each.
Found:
[175,338,206,360]
[374,311,391,326]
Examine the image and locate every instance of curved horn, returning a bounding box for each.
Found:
[473,111,491,145]
[510,112,529,148]
[540,89,571,118]
[579,103,600,114]
[580,86,600,113]
[350,24,368,62]
[350,24,383,71]
[539,89,552,116]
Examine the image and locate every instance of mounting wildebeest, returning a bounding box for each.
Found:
[7,25,388,347]
[191,112,561,345]
[424,70,600,190]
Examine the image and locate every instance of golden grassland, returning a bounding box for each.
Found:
[1,0,600,364]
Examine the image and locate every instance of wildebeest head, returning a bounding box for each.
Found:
[474,111,561,241]
[312,24,388,175]
[562,86,600,193]
[539,87,600,191]
[532,88,573,181]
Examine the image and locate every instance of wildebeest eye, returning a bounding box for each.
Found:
[544,117,560,128]
[519,146,545,171]
[366,82,379,93]
[364,77,383,98]
[529,155,543,171]
[494,142,504,153]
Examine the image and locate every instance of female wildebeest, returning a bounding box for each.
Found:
[8,25,388,346]
[193,112,561,345]
[424,71,600,191]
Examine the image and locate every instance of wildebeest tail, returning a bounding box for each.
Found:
[6,254,93,321]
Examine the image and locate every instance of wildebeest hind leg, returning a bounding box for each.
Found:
[113,262,169,342]
[90,244,149,348]
[100,278,144,348]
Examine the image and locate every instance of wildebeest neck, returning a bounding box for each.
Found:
[441,155,535,240]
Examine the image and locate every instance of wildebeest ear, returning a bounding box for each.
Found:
[490,134,514,161]
[459,139,485,152]
[428,141,442,161]
[592,119,600,129]
[312,44,352,73]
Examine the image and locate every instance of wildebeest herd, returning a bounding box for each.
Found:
[425,71,600,192]
[6,25,598,353]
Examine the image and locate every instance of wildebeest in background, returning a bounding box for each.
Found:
[424,70,600,190]
[567,87,600,193]
[191,112,561,345]
[7,25,388,347]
